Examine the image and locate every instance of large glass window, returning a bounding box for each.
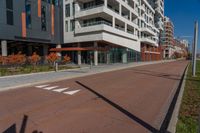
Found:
[25,2,32,29]
[6,0,13,25]
[70,20,75,31]
[65,21,68,32]
[6,0,13,10]
[65,4,70,17]
[6,10,13,25]
[41,6,47,31]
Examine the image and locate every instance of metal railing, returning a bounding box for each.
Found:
[80,4,104,11]
[81,20,112,27]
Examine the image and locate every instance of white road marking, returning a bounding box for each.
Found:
[63,90,80,95]
[35,85,49,88]
[43,86,58,90]
[53,88,69,92]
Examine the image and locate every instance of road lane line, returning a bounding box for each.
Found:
[63,90,80,95]
[43,86,58,90]
[53,88,69,92]
[35,85,49,88]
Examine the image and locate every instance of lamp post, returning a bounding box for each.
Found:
[192,21,198,77]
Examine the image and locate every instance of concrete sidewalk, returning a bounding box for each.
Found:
[0,60,173,91]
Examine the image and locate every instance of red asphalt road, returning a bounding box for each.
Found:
[0,60,188,133]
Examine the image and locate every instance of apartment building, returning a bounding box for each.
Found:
[139,0,163,61]
[54,0,164,65]
[0,0,164,65]
[173,39,188,58]
[0,0,61,58]
[160,16,174,58]
[154,0,164,31]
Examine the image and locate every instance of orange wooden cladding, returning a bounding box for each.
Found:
[38,0,41,17]
[21,12,26,38]
[51,5,55,36]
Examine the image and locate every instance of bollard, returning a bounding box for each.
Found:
[55,62,58,72]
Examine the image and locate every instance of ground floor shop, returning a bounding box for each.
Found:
[141,43,162,61]
[1,40,164,65]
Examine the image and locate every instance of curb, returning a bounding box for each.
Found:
[167,63,189,133]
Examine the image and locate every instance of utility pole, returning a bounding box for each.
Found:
[192,21,198,77]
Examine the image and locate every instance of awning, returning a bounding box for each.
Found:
[49,47,109,52]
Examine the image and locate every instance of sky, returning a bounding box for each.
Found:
[165,0,200,52]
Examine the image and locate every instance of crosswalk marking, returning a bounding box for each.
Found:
[43,86,58,90]
[35,85,49,88]
[35,85,81,96]
[53,88,69,92]
[63,90,80,95]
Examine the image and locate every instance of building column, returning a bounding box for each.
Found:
[94,42,98,66]
[104,0,107,7]
[1,40,7,56]
[125,23,127,32]
[75,2,80,13]
[28,45,33,56]
[77,43,81,65]
[56,44,62,57]
[43,45,49,63]
[122,49,127,63]
[119,4,122,16]
[106,51,110,64]
[43,45,48,56]
[112,17,115,27]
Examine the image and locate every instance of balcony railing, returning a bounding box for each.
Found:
[81,20,112,27]
[80,4,104,11]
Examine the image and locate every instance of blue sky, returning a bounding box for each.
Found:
[165,0,200,51]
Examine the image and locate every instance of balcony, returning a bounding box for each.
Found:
[140,37,158,46]
[81,20,112,27]
[139,5,145,13]
[75,5,105,19]
[75,22,138,41]
[140,27,156,36]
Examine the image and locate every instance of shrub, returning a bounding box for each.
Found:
[46,52,59,65]
[62,55,71,63]
[7,52,26,67]
[28,52,41,69]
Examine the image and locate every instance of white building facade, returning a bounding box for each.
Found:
[59,0,164,65]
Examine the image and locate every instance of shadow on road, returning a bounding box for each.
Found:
[76,63,187,133]
[128,69,181,81]
[76,81,160,133]
[3,115,42,133]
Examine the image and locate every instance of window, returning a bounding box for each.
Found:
[6,0,13,10]
[65,4,70,17]
[6,10,13,25]
[72,2,75,15]
[65,21,68,32]
[41,6,47,31]
[25,1,32,28]
[6,0,14,25]
[70,20,75,31]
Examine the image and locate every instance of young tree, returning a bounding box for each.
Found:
[46,52,59,66]
[16,52,26,65]
[62,55,71,64]
[29,52,41,69]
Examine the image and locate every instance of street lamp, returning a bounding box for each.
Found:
[192,21,199,77]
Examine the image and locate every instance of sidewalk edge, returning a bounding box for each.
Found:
[167,63,189,133]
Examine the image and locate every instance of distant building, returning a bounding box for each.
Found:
[173,39,188,58]
[180,39,189,48]
[160,16,175,59]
